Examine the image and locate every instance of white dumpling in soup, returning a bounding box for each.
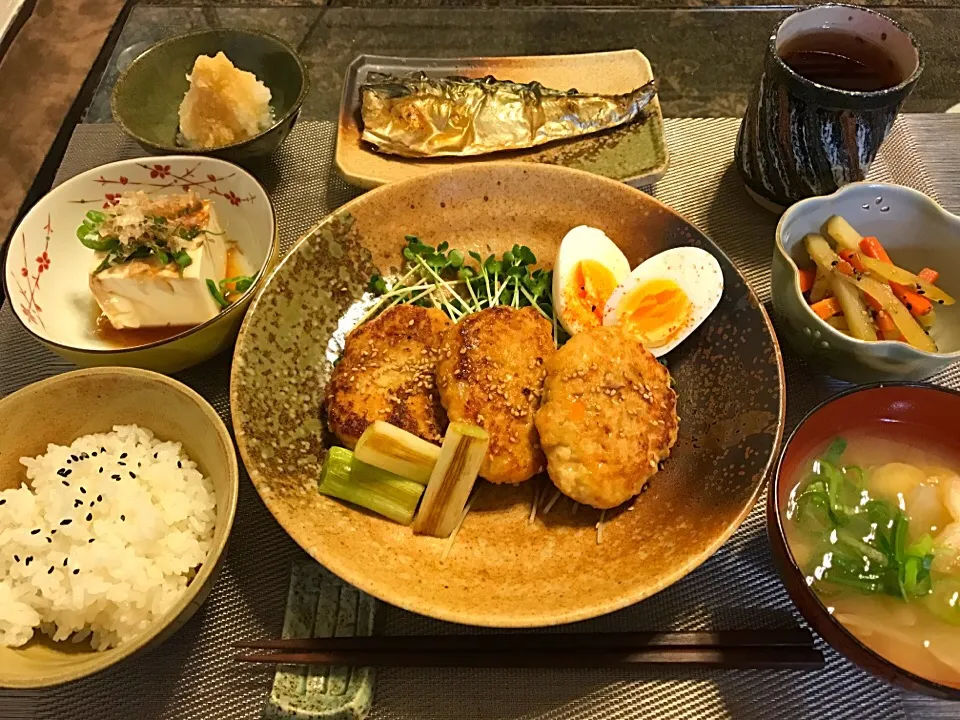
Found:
[869,462,927,503]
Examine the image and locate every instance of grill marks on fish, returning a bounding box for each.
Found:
[360,72,658,158]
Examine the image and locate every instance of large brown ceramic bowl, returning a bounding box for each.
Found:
[231,162,785,627]
[769,383,960,700]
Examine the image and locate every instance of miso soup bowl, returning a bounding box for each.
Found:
[768,382,960,700]
[3,156,278,374]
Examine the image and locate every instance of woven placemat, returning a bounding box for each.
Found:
[3,117,959,720]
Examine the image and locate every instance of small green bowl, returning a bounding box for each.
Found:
[111,29,308,164]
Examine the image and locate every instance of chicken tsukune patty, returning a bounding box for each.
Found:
[325,304,452,449]
[535,325,678,509]
[436,306,555,484]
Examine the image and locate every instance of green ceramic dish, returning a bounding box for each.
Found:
[112,29,308,164]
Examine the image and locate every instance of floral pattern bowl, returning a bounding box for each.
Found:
[3,156,278,373]
[772,182,960,383]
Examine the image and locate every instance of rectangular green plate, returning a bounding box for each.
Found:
[336,50,669,189]
[262,562,377,720]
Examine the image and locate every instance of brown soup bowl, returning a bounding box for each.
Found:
[768,382,960,700]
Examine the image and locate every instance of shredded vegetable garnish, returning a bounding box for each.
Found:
[528,481,541,525]
[441,487,482,561]
[542,488,562,516]
[596,510,606,545]
[365,235,568,346]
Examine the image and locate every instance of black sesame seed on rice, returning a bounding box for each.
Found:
[60,519,72,526]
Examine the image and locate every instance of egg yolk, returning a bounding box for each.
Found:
[563,260,619,327]
[616,279,693,348]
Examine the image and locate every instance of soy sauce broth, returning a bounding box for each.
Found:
[779,30,904,92]
[783,432,960,688]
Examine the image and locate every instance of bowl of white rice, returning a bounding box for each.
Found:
[0,368,238,688]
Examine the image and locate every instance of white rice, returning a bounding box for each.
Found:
[0,425,216,650]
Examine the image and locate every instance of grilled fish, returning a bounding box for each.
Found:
[359,72,657,158]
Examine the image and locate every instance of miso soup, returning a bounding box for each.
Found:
[783,432,960,688]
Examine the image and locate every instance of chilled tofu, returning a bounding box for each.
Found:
[90,233,226,330]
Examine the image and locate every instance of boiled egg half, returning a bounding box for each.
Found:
[603,247,723,357]
[553,226,631,336]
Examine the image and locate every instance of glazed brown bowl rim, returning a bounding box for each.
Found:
[768,381,960,700]
[110,28,310,154]
[768,3,925,102]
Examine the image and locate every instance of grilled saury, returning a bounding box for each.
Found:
[359,72,657,158]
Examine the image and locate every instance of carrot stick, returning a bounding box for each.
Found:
[874,309,898,335]
[859,236,892,263]
[835,260,856,277]
[798,268,816,294]
[891,285,933,317]
[918,268,939,284]
[810,297,843,320]
[838,249,867,274]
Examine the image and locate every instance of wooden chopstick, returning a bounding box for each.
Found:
[234,629,813,652]
[234,630,824,670]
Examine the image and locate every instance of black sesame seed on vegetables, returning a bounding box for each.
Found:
[80,487,86,494]
[88,538,95,543]
[99,468,103,474]
[100,447,105,453]
[120,453,127,459]
[63,558,68,566]
[70,455,78,462]
[120,515,125,522]
[73,569,79,575]
[46,537,52,544]
[51,529,56,534]
[86,513,93,521]
[14,555,19,562]
[25,557,32,565]
[48,566,54,574]
[92,452,97,457]
[153,453,158,459]
[30,528,40,535]
[60,519,72,526]
[118,461,126,466]
[97,495,102,502]
[130,472,136,479]
[177,461,182,469]
[0,498,5,505]
[90,501,95,508]
[62,481,70,487]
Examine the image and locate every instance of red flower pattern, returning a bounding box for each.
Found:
[150,164,171,179]
[119,176,129,185]
[21,267,28,277]
[103,193,121,208]
[225,191,241,206]
[36,252,50,272]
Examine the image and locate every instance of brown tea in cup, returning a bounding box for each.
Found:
[779,30,904,92]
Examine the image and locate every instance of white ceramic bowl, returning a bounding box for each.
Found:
[3,157,278,373]
[773,182,960,382]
